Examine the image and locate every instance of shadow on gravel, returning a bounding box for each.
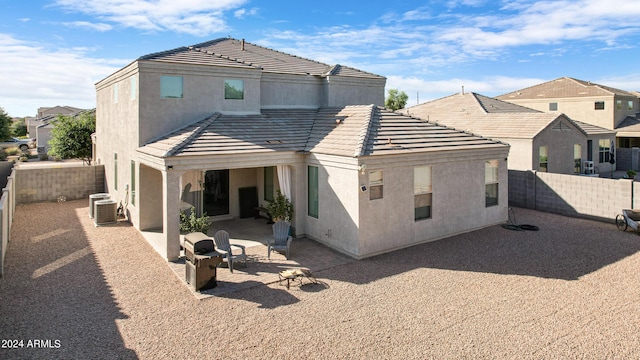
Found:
[0,201,137,360]
[319,208,640,283]
[219,281,301,308]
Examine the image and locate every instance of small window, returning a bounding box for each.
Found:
[114,153,118,191]
[369,171,383,200]
[414,166,432,221]
[308,166,318,218]
[629,101,634,111]
[224,79,244,100]
[113,83,118,103]
[616,100,622,110]
[264,166,274,201]
[594,101,605,110]
[485,160,499,207]
[599,139,611,164]
[574,144,582,174]
[549,102,557,111]
[160,76,183,98]
[130,76,136,100]
[131,160,136,205]
[539,146,548,172]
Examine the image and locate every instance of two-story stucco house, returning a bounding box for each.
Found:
[404,92,615,175]
[498,77,639,173]
[95,38,509,261]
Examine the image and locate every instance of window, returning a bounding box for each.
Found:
[485,160,499,207]
[549,102,557,111]
[594,101,605,110]
[629,101,634,111]
[131,160,136,205]
[539,146,548,172]
[114,153,118,190]
[224,79,244,100]
[264,166,274,201]
[574,144,582,174]
[414,166,432,220]
[160,76,183,98]
[130,76,136,100]
[113,83,118,103]
[599,139,610,163]
[308,166,318,218]
[616,100,622,110]
[369,171,383,200]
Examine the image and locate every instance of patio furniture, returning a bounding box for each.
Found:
[213,230,246,273]
[278,268,317,289]
[268,220,292,259]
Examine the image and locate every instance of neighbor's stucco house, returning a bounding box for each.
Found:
[497,77,638,172]
[404,92,615,175]
[30,105,85,138]
[95,38,509,260]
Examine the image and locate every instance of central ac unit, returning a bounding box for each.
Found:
[89,193,110,218]
[94,199,117,226]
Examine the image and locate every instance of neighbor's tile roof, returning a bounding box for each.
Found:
[139,38,383,79]
[138,106,507,158]
[402,92,607,139]
[615,116,640,133]
[497,77,636,100]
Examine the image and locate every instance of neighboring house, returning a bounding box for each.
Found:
[497,77,639,153]
[29,105,85,139]
[34,109,93,153]
[404,92,615,175]
[95,38,509,261]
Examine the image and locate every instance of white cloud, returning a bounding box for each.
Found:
[234,8,259,19]
[0,34,125,117]
[53,0,248,36]
[63,21,113,32]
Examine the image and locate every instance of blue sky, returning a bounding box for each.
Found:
[2,0,640,117]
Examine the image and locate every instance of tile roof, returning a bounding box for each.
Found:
[403,92,607,139]
[615,116,640,133]
[138,106,507,159]
[497,77,636,100]
[139,38,383,79]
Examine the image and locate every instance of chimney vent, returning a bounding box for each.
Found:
[461,85,465,95]
[241,39,245,51]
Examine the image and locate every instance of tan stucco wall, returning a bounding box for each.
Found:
[500,138,533,171]
[532,118,587,174]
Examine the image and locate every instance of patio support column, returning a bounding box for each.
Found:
[162,168,182,261]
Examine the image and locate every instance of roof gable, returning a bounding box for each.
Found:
[498,77,636,100]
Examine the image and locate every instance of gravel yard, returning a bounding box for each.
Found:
[2,200,640,359]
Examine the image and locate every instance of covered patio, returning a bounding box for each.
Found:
[143,217,354,299]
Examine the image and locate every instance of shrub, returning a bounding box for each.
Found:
[5,148,19,156]
[266,190,293,222]
[0,149,6,161]
[18,155,28,162]
[179,206,212,234]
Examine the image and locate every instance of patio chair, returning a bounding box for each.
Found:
[213,230,246,273]
[268,220,292,259]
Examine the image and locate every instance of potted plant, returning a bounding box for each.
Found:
[266,190,293,222]
[627,169,637,180]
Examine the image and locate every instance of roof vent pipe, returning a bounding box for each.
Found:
[461,85,465,95]
[241,39,245,51]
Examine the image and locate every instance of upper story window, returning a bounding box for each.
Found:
[160,76,183,98]
[369,171,383,200]
[616,100,622,110]
[629,101,634,111]
[224,79,244,100]
[113,83,118,103]
[549,102,557,111]
[594,101,605,110]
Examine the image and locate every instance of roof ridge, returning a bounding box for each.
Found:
[354,105,376,157]
[164,113,221,157]
[470,93,490,114]
[138,46,191,60]
[188,46,256,67]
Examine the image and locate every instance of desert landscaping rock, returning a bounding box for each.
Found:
[1,200,640,359]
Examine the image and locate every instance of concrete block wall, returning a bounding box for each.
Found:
[509,170,634,221]
[15,165,105,203]
[617,148,632,170]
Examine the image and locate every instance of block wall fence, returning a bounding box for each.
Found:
[14,165,105,204]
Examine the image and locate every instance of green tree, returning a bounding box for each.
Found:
[48,111,96,165]
[12,120,27,137]
[385,89,409,111]
[0,107,13,141]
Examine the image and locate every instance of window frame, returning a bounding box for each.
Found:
[113,83,118,104]
[224,79,244,100]
[308,166,319,219]
[594,101,605,110]
[160,76,183,99]
[629,101,634,111]
[539,146,548,172]
[599,139,611,164]
[369,170,383,200]
[574,144,582,174]
[485,160,499,207]
[549,102,558,111]
[414,166,432,221]
[616,100,622,110]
